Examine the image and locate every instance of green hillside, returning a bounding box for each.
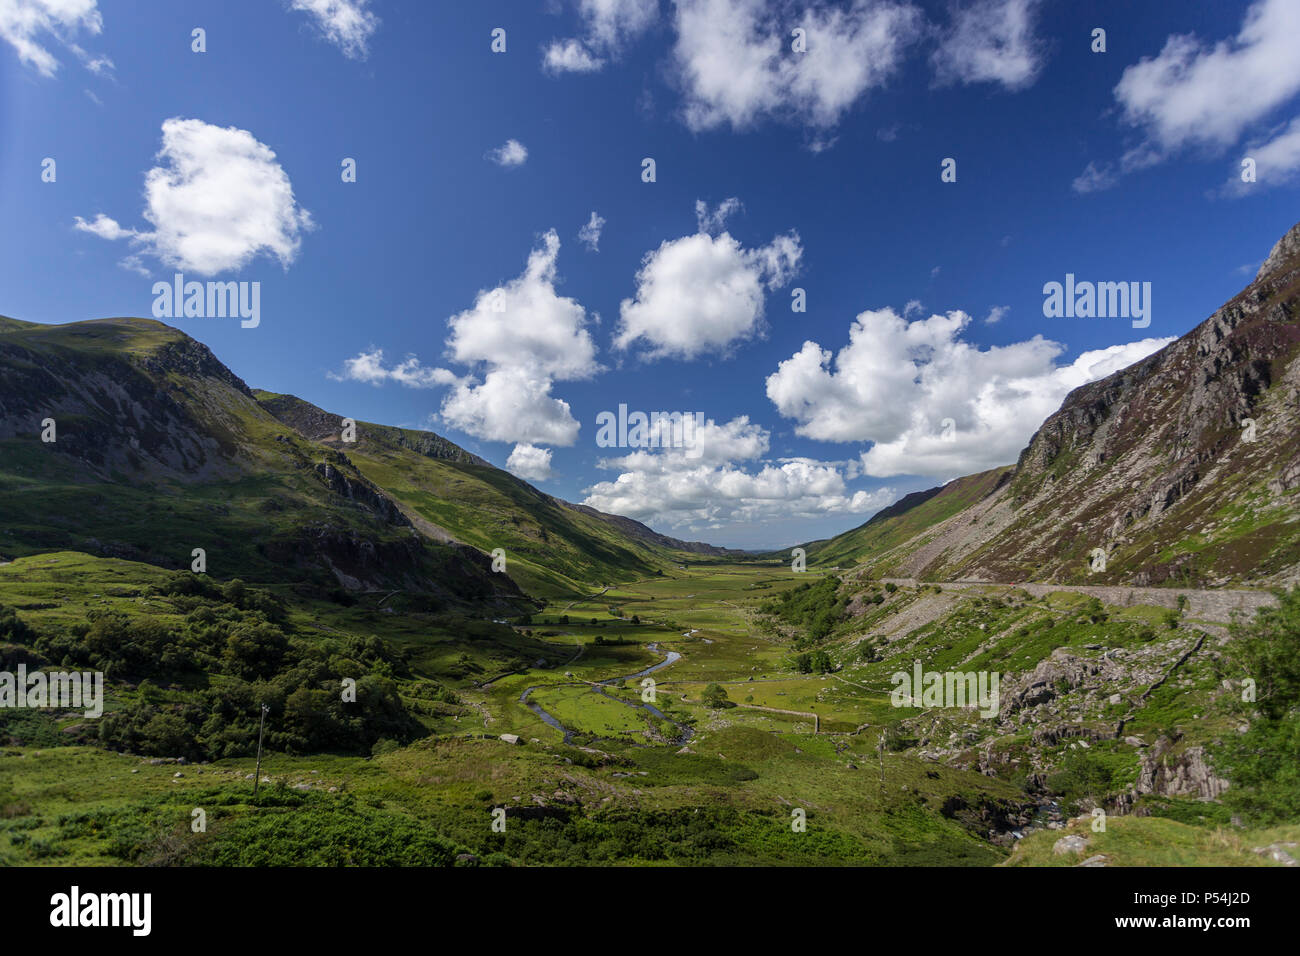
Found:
[0,318,521,611]
[255,392,718,598]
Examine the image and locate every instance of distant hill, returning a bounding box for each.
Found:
[254,392,741,596]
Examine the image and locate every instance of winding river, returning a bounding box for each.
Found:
[519,643,692,746]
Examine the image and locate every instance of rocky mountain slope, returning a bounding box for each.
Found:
[810,222,1300,587]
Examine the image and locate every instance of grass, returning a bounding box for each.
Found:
[0,553,1291,867]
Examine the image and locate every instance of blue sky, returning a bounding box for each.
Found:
[3,0,1298,548]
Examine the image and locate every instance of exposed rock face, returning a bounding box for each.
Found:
[840,221,1300,588]
[1256,221,1300,281]
[0,321,247,479]
[313,460,411,527]
[1003,650,1101,714]
[1133,737,1229,802]
[258,392,488,466]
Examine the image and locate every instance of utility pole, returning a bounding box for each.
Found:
[252,703,269,799]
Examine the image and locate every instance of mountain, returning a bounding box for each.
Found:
[253,392,739,596]
[0,317,513,609]
[0,315,726,605]
[809,221,1300,588]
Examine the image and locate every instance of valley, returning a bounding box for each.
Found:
[2,551,1295,867]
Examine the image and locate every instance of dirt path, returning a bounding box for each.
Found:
[879,578,1274,623]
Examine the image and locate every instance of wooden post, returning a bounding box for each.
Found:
[252,703,269,799]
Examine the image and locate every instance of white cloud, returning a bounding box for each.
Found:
[578,210,606,251]
[1226,116,1300,193]
[582,416,896,529]
[615,201,801,360]
[72,213,134,241]
[694,196,742,234]
[1071,160,1118,194]
[506,443,555,481]
[288,0,379,59]
[488,139,529,167]
[933,0,1044,91]
[437,230,598,447]
[766,306,1173,478]
[74,118,314,276]
[440,368,582,448]
[984,305,1009,324]
[543,0,657,74]
[332,234,596,453]
[543,38,604,73]
[1114,0,1300,154]
[0,0,107,76]
[671,0,923,132]
[329,349,453,388]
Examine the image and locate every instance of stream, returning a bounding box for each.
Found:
[518,642,692,746]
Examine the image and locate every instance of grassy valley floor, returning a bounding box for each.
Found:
[0,556,1292,866]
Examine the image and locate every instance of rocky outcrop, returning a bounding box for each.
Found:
[1133,736,1229,801]
[313,460,411,527]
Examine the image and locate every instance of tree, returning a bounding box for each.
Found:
[701,683,730,708]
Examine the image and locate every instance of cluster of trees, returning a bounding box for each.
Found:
[3,572,426,760]
[792,649,833,674]
[760,576,848,644]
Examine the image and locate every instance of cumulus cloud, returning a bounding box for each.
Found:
[488,139,528,167]
[671,0,923,132]
[582,416,896,529]
[440,231,598,452]
[543,0,657,74]
[328,349,452,388]
[1078,0,1300,189]
[615,200,801,360]
[984,305,1009,324]
[0,0,110,77]
[932,0,1044,91]
[578,211,606,251]
[506,443,555,481]
[288,0,379,59]
[766,306,1173,478]
[74,118,314,276]
[331,233,596,474]
[440,368,585,449]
